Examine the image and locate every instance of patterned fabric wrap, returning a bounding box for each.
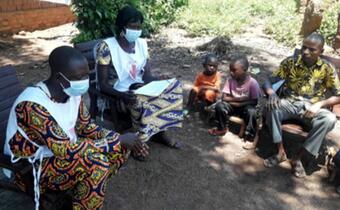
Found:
[130,79,183,142]
[9,99,129,210]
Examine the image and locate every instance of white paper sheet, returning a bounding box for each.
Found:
[134,78,175,97]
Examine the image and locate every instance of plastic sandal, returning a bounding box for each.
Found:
[263,154,287,168]
[292,160,306,178]
[208,128,227,136]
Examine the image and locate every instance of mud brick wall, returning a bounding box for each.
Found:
[0,0,75,34]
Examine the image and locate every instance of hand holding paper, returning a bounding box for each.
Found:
[134,78,175,97]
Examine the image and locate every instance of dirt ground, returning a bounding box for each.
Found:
[0,23,340,210]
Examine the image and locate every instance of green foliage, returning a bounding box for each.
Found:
[176,0,251,37]
[71,0,125,43]
[71,0,188,43]
[318,1,340,45]
[177,0,339,47]
[263,0,302,47]
[176,0,302,44]
[249,2,275,17]
[140,0,188,35]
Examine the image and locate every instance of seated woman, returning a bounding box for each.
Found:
[96,5,183,160]
[4,46,147,210]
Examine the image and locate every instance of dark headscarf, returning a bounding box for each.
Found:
[115,5,144,35]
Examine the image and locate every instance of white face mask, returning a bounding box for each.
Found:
[59,73,89,97]
[124,28,142,43]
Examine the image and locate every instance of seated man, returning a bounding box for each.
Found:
[263,33,340,178]
[4,46,148,210]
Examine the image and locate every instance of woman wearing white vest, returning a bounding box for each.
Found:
[96,6,183,161]
[4,46,148,210]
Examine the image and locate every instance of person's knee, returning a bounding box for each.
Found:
[246,107,257,116]
[319,112,337,129]
[215,101,226,112]
[192,86,199,93]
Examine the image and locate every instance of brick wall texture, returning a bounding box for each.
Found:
[0,0,75,34]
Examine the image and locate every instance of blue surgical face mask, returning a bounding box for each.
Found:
[59,73,89,97]
[124,28,142,43]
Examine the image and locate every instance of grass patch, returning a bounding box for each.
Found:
[176,0,339,47]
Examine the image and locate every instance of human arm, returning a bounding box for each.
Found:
[221,92,257,106]
[305,65,340,118]
[228,100,258,107]
[76,99,148,156]
[11,101,144,161]
[142,60,158,83]
[96,42,136,103]
[304,96,340,118]
[263,58,292,109]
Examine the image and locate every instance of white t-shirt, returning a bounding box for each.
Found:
[104,37,149,92]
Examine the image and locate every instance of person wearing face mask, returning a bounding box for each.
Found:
[4,46,148,210]
[96,5,183,161]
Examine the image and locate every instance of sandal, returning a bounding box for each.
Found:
[291,160,306,178]
[161,137,182,149]
[131,151,147,162]
[154,132,182,149]
[165,141,182,149]
[264,154,287,168]
[208,128,228,136]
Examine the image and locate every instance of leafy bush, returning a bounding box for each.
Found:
[318,1,340,45]
[71,0,188,43]
[140,0,188,35]
[71,0,125,43]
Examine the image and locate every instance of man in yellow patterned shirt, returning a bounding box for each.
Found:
[262,33,340,178]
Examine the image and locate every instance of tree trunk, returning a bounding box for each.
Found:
[298,0,310,13]
[333,13,340,49]
[300,0,324,37]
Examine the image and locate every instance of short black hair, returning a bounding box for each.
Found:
[230,55,249,71]
[305,32,325,48]
[203,53,218,64]
[48,46,86,74]
[115,5,144,35]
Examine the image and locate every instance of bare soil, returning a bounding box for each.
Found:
[0,23,340,210]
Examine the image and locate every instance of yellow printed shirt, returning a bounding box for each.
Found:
[273,55,340,103]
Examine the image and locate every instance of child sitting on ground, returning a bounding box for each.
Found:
[185,53,221,114]
[208,55,262,149]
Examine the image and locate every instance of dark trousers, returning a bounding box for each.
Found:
[215,101,257,138]
[265,99,337,156]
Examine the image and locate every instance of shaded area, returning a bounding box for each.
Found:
[0,24,339,210]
